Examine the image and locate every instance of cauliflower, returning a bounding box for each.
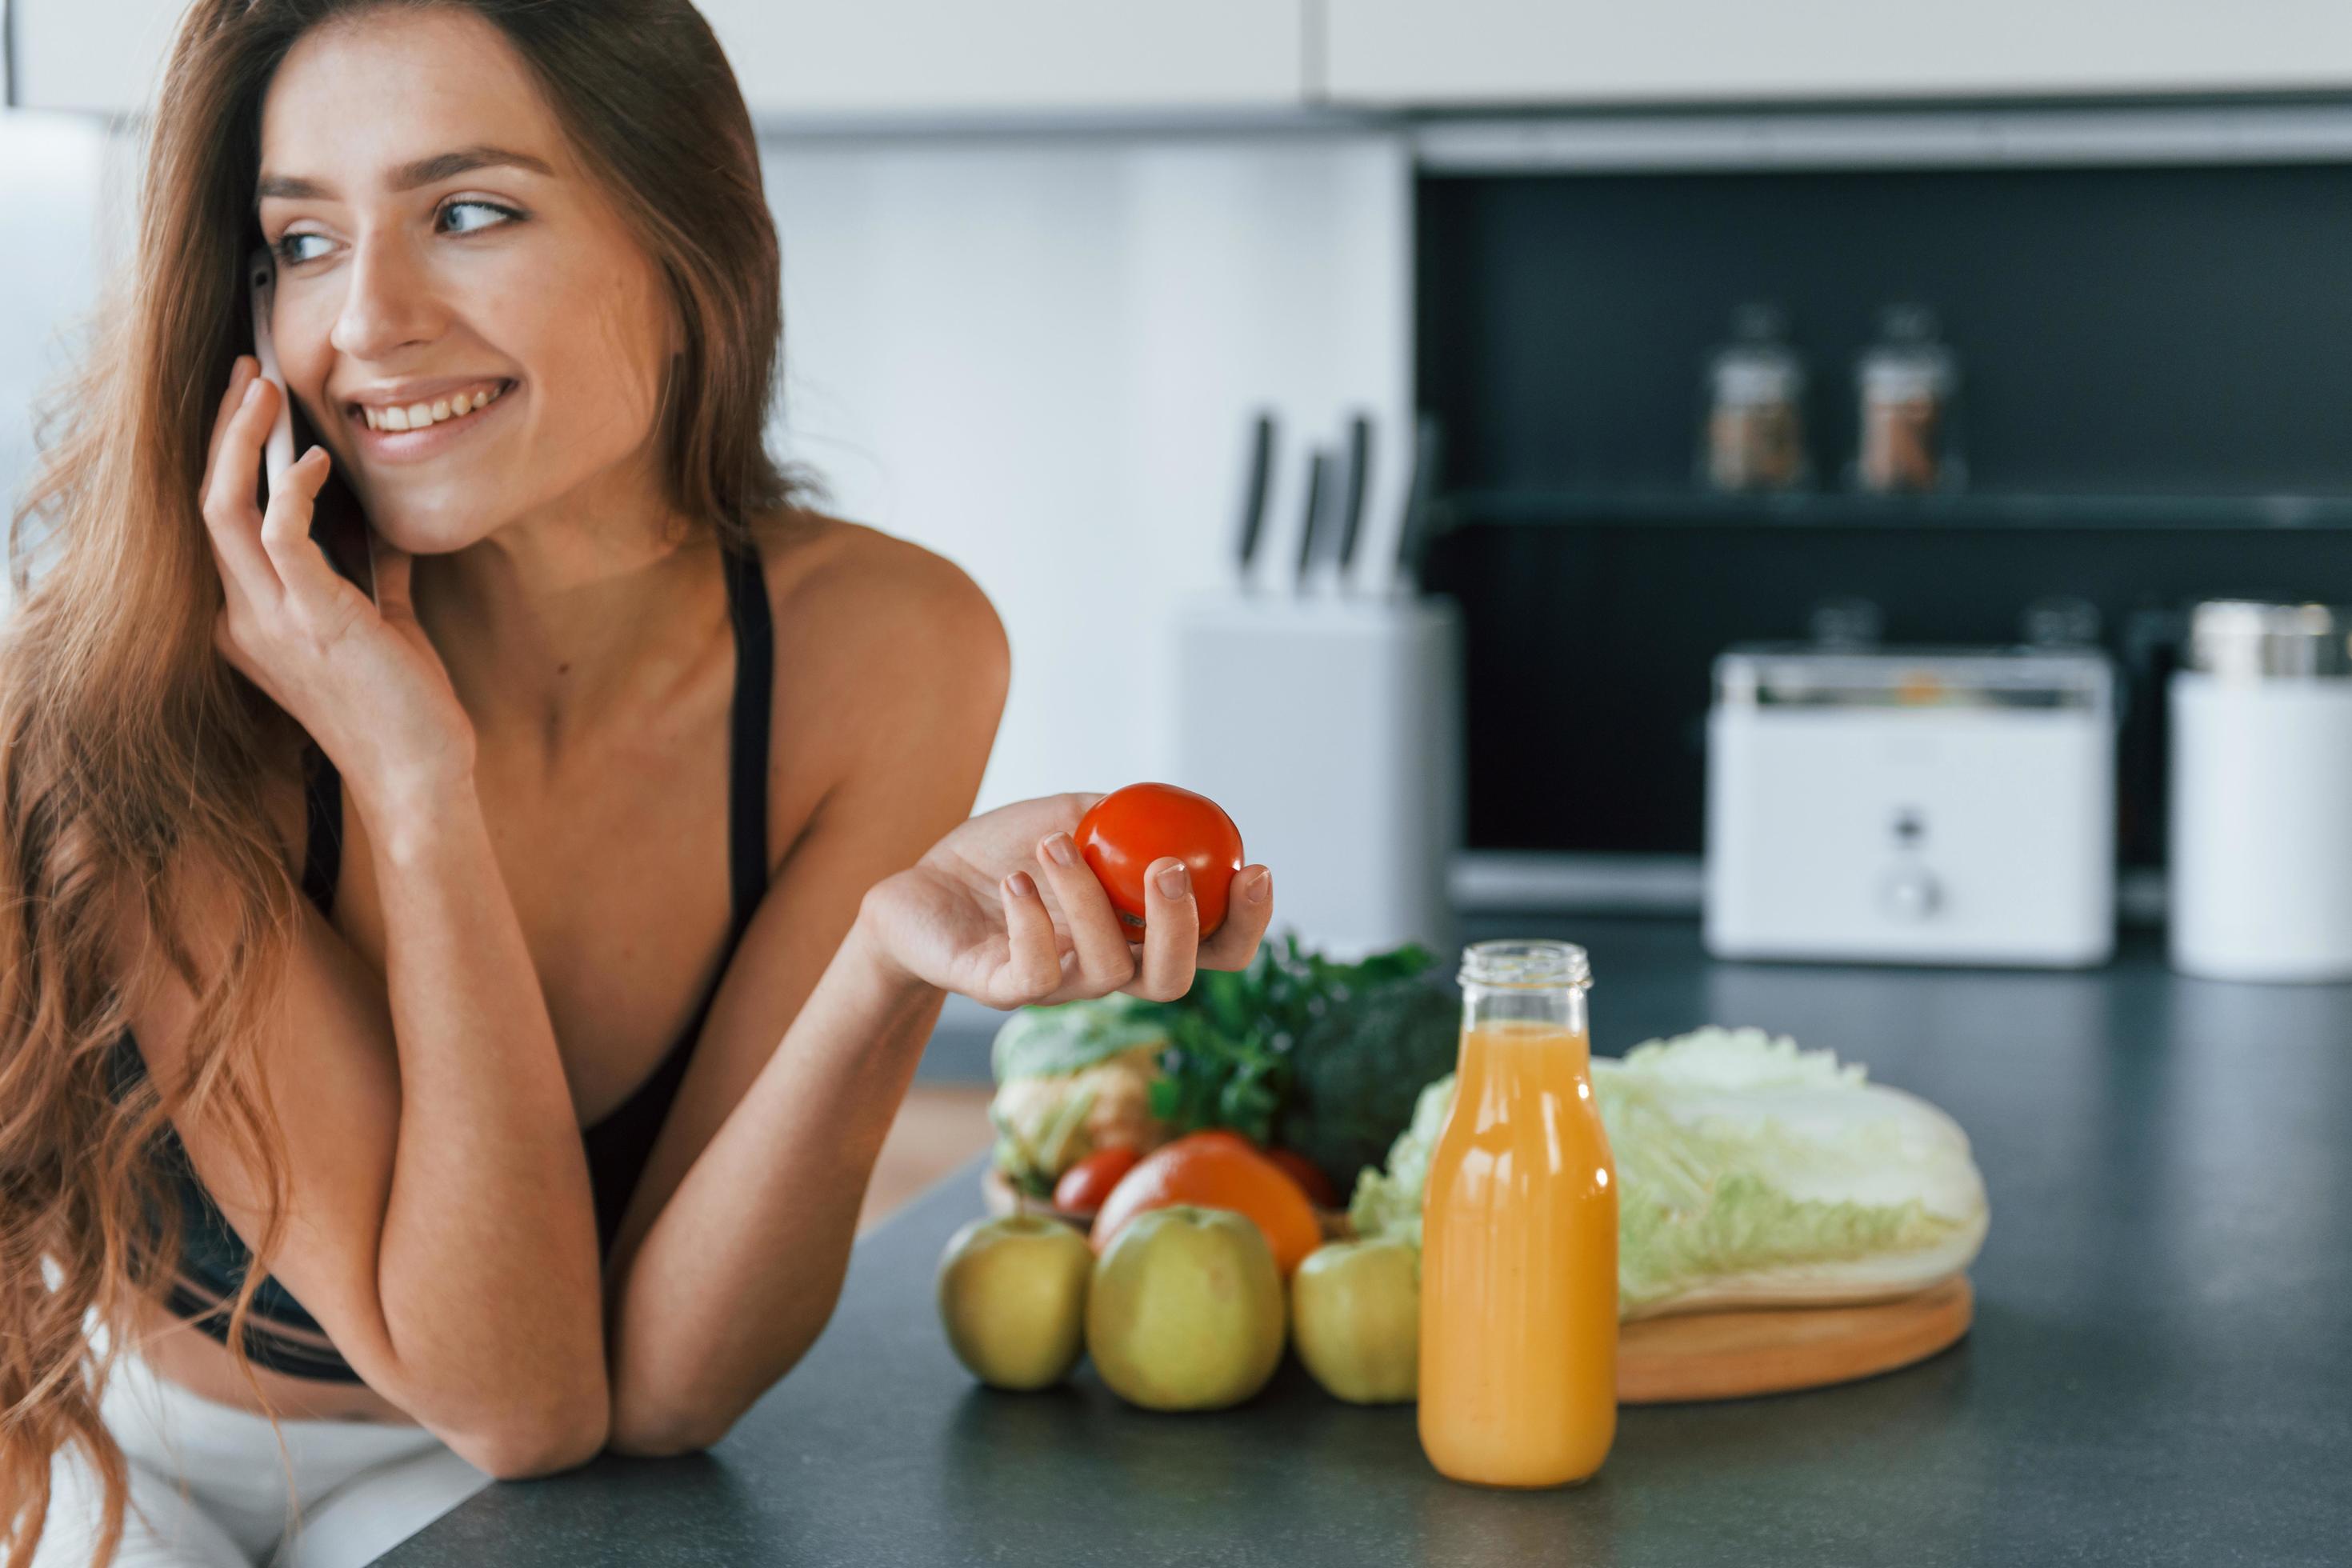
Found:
[990,1045,1170,1196]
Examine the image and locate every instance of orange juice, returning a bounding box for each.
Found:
[1418,941,1617,1488]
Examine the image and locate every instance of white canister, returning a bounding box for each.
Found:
[2168,601,2352,982]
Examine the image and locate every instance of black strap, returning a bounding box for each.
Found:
[720,538,773,936]
[299,738,342,920]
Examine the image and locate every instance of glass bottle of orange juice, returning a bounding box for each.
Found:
[1418,938,1618,1488]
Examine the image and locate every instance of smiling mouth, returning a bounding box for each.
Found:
[347,378,516,434]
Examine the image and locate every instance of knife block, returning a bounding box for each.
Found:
[1169,590,1463,962]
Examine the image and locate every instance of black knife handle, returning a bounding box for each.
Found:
[1335,412,1371,581]
[1296,449,1330,594]
[1393,414,1443,590]
[1234,410,1274,580]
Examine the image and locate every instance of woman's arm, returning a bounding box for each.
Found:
[601,904,945,1454]
[600,795,1274,1453]
[595,546,1007,1454]
[119,769,609,1477]
[362,772,611,1456]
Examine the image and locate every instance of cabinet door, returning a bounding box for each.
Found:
[14,0,186,117]
[1322,0,2352,106]
[701,0,1308,118]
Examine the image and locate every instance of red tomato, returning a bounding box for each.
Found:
[1053,1145,1142,1214]
[1264,1147,1341,1209]
[1074,783,1245,939]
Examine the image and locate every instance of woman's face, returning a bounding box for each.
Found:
[254,6,678,556]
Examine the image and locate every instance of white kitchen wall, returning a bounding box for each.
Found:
[759,131,1414,814]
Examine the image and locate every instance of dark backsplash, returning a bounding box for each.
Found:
[1416,158,2352,866]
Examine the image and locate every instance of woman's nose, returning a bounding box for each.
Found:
[327,236,446,362]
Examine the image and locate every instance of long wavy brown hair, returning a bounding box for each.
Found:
[2,2,805,1560]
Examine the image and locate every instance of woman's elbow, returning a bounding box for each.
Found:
[604,1397,741,1460]
[454,1398,611,1480]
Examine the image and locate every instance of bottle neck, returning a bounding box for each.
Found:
[1457,985,1592,1077]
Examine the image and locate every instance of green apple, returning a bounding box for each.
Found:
[936,1213,1095,1390]
[1290,1237,1419,1405]
[1085,1205,1286,1412]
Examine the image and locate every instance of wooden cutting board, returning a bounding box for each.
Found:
[979,1168,1971,1404]
[1618,1275,1974,1403]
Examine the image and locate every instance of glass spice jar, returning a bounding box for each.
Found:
[1699,302,1809,494]
[1854,304,1962,494]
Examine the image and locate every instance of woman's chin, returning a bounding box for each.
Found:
[367,513,490,558]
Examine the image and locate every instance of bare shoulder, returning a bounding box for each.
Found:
[742,508,1009,836]
[748,508,1007,695]
[750,508,1003,653]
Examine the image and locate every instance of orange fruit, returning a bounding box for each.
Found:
[1187,1129,1258,1155]
[1090,1131,1322,1277]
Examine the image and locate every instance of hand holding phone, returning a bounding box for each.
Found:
[214,258,465,794]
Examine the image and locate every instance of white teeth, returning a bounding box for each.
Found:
[363,382,504,434]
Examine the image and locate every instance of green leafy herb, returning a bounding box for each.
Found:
[1138,928,1441,1150]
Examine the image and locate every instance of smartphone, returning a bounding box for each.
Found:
[246,246,375,603]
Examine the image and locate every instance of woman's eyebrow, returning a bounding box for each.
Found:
[256,144,555,202]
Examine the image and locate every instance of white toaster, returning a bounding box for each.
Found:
[1703,644,2116,967]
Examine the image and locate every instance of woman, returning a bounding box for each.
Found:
[0,2,1276,1565]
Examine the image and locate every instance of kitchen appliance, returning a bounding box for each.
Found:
[2167,600,2352,982]
[1705,644,2116,966]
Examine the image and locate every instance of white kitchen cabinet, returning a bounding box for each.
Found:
[11,1,1309,122]
[700,1,1308,119]
[13,0,185,118]
[1322,0,2352,106]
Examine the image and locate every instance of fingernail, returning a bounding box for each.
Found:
[1042,833,1076,868]
[1246,869,1272,904]
[242,377,266,408]
[1006,870,1036,899]
[1157,862,1189,899]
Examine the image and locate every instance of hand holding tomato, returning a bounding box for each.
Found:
[858,786,1274,1010]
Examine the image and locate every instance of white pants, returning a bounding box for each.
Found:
[31,1343,492,1568]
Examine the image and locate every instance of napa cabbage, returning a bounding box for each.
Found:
[1348,1026,1990,1319]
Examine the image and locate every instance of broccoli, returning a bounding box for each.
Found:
[1275,977,1462,1197]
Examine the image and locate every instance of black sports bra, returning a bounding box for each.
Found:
[107,537,774,1383]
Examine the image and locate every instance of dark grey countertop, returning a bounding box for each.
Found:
[378,916,2352,1566]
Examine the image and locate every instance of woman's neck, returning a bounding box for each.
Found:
[413,500,726,774]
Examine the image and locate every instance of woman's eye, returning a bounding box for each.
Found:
[274,232,330,266]
[440,199,520,235]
